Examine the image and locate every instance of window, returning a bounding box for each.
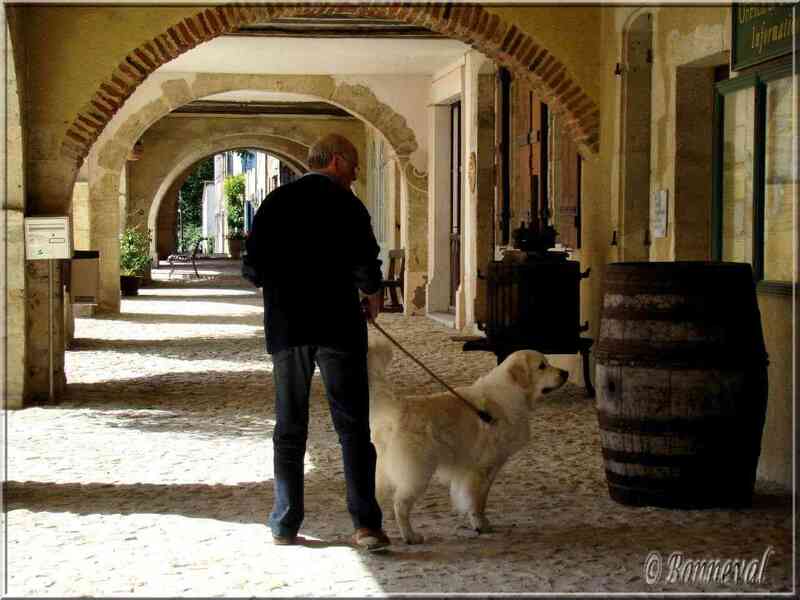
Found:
[713,62,794,289]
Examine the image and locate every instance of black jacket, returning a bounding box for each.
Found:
[246,173,382,354]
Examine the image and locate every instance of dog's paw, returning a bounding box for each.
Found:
[402,531,425,545]
[468,513,493,533]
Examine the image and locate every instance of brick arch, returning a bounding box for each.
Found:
[61,3,600,164]
[145,134,309,258]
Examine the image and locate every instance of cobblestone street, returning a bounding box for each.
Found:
[4,260,794,596]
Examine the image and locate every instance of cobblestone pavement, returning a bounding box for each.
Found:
[4,260,794,596]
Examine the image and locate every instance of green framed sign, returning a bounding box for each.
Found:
[732,4,796,71]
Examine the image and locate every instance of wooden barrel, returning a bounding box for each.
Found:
[595,262,768,508]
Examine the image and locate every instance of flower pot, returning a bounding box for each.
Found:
[139,263,153,285]
[120,275,141,297]
[228,238,243,259]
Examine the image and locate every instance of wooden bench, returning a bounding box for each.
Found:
[380,249,405,313]
[167,239,202,279]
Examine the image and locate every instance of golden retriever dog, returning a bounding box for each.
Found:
[367,336,568,544]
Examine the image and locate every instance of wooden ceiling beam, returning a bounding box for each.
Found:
[171,100,352,118]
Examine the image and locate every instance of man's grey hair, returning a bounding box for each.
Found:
[308,134,356,169]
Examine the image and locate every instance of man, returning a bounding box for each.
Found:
[245,134,390,552]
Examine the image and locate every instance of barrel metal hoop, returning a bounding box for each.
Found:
[597,410,742,436]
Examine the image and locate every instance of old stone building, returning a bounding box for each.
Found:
[1,3,796,592]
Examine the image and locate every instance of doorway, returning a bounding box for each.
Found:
[449,101,462,313]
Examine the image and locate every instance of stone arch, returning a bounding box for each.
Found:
[144,133,309,258]
[60,3,600,169]
[86,74,426,314]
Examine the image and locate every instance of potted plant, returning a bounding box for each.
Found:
[119,226,151,296]
[224,174,246,259]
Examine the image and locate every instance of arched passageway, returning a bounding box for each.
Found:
[14,3,604,403]
[135,130,312,259]
[150,146,305,260]
[84,74,426,314]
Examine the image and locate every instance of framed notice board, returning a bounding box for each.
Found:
[732,4,796,71]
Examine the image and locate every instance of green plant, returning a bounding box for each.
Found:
[120,227,151,277]
[224,174,246,239]
[179,157,213,230]
[205,236,215,254]
[179,223,204,254]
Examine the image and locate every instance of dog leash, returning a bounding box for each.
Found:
[366,317,495,425]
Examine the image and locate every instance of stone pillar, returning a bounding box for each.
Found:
[71,181,91,250]
[88,148,122,313]
[25,260,67,404]
[401,160,429,315]
[2,209,26,408]
[63,283,75,349]
[3,14,26,408]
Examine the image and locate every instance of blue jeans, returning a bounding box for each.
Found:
[268,345,382,537]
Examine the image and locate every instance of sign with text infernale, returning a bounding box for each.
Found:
[732,4,796,70]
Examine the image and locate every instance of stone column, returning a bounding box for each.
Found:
[24,127,77,403]
[88,146,122,314]
[25,260,68,404]
[3,13,26,408]
[401,160,429,315]
[2,209,26,408]
[71,180,91,250]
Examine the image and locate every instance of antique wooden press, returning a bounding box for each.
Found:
[463,78,594,396]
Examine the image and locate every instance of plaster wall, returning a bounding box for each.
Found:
[336,75,431,174]
[647,7,729,262]
[486,6,604,113]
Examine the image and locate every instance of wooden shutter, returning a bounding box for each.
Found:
[558,131,581,249]
[495,68,511,245]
